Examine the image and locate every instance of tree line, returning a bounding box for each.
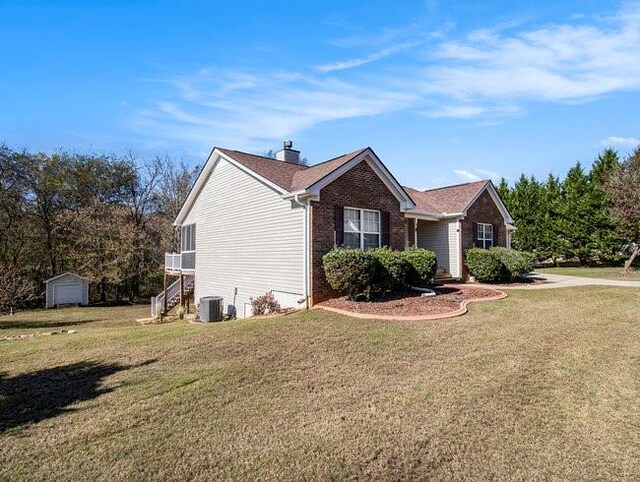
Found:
[497,147,640,270]
[1,143,638,312]
[0,144,198,312]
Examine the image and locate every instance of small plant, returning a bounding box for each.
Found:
[322,248,379,300]
[250,291,282,315]
[175,305,186,320]
[400,248,438,287]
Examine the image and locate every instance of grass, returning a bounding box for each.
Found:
[537,266,640,280]
[1,288,639,480]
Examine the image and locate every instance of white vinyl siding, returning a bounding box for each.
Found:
[183,158,304,318]
[416,219,461,278]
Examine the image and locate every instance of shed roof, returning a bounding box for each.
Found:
[44,272,89,284]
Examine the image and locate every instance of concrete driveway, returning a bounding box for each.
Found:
[499,272,640,290]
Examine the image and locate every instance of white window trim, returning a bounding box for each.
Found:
[477,223,493,249]
[181,223,196,252]
[344,207,381,250]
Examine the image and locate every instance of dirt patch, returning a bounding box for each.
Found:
[316,284,504,319]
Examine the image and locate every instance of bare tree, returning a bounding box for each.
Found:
[605,147,640,272]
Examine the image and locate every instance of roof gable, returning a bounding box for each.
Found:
[289,148,367,191]
[406,180,513,222]
[174,146,416,225]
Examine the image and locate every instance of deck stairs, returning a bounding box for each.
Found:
[151,276,194,317]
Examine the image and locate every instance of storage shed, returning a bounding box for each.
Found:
[45,272,89,308]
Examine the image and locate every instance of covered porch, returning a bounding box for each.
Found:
[405,216,462,280]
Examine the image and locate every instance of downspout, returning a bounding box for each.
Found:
[292,194,310,309]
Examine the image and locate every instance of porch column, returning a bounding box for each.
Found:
[414,218,418,248]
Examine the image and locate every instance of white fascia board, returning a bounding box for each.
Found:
[404,212,441,222]
[405,211,464,221]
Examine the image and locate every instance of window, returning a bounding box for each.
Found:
[477,223,493,249]
[181,224,196,252]
[344,208,380,249]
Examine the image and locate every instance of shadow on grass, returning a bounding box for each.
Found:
[0,359,156,432]
[0,319,102,330]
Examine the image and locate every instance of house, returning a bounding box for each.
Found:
[152,142,514,318]
[45,272,89,308]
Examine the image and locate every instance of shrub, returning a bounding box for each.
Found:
[250,291,281,315]
[175,305,186,320]
[368,247,411,290]
[490,247,534,280]
[465,248,507,282]
[322,248,379,300]
[466,247,534,282]
[400,248,438,287]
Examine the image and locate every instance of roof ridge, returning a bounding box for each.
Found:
[304,147,368,169]
[218,147,310,168]
[421,179,489,193]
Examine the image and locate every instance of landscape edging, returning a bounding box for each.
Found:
[314,290,508,321]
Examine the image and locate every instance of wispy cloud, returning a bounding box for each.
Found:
[599,136,640,148]
[316,42,420,73]
[453,169,481,181]
[421,105,486,118]
[453,168,502,182]
[132,71,417,151]
[133,2,640,150]
[422,3,640,107]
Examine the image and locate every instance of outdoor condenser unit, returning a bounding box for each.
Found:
[200,296,223,322]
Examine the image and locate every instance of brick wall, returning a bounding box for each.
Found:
[309,160,406,304]
[460,189,507,278]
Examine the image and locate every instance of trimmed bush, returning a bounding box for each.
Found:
[465,248,507,282]
[401,248,438,287]
[490,247,534,280]
[322,248,379,300]
[368,247,411,290]
[465,247,534,282]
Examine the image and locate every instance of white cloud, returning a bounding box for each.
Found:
[421,105,486,118]
[132,70,418,151]
[453,168,502,182]
[599,136,640,148]
[316,42,420,73]
[453,169,481,181]
[132,2,640,149]
[422,4,640,105]
[475,168,501,180]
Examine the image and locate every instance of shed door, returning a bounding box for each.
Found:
[53,283,82,305]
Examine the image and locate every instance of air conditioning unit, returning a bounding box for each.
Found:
[199,296,223,322]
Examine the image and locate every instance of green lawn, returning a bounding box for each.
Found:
[1,289,639,480]
[537,266,639,280]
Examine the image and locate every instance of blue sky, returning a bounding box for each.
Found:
[1,0,639,188]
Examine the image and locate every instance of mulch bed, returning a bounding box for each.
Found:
[317,284,503,318]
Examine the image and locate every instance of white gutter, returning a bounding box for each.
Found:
[405,211,465,221]
[291,193,310,309]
